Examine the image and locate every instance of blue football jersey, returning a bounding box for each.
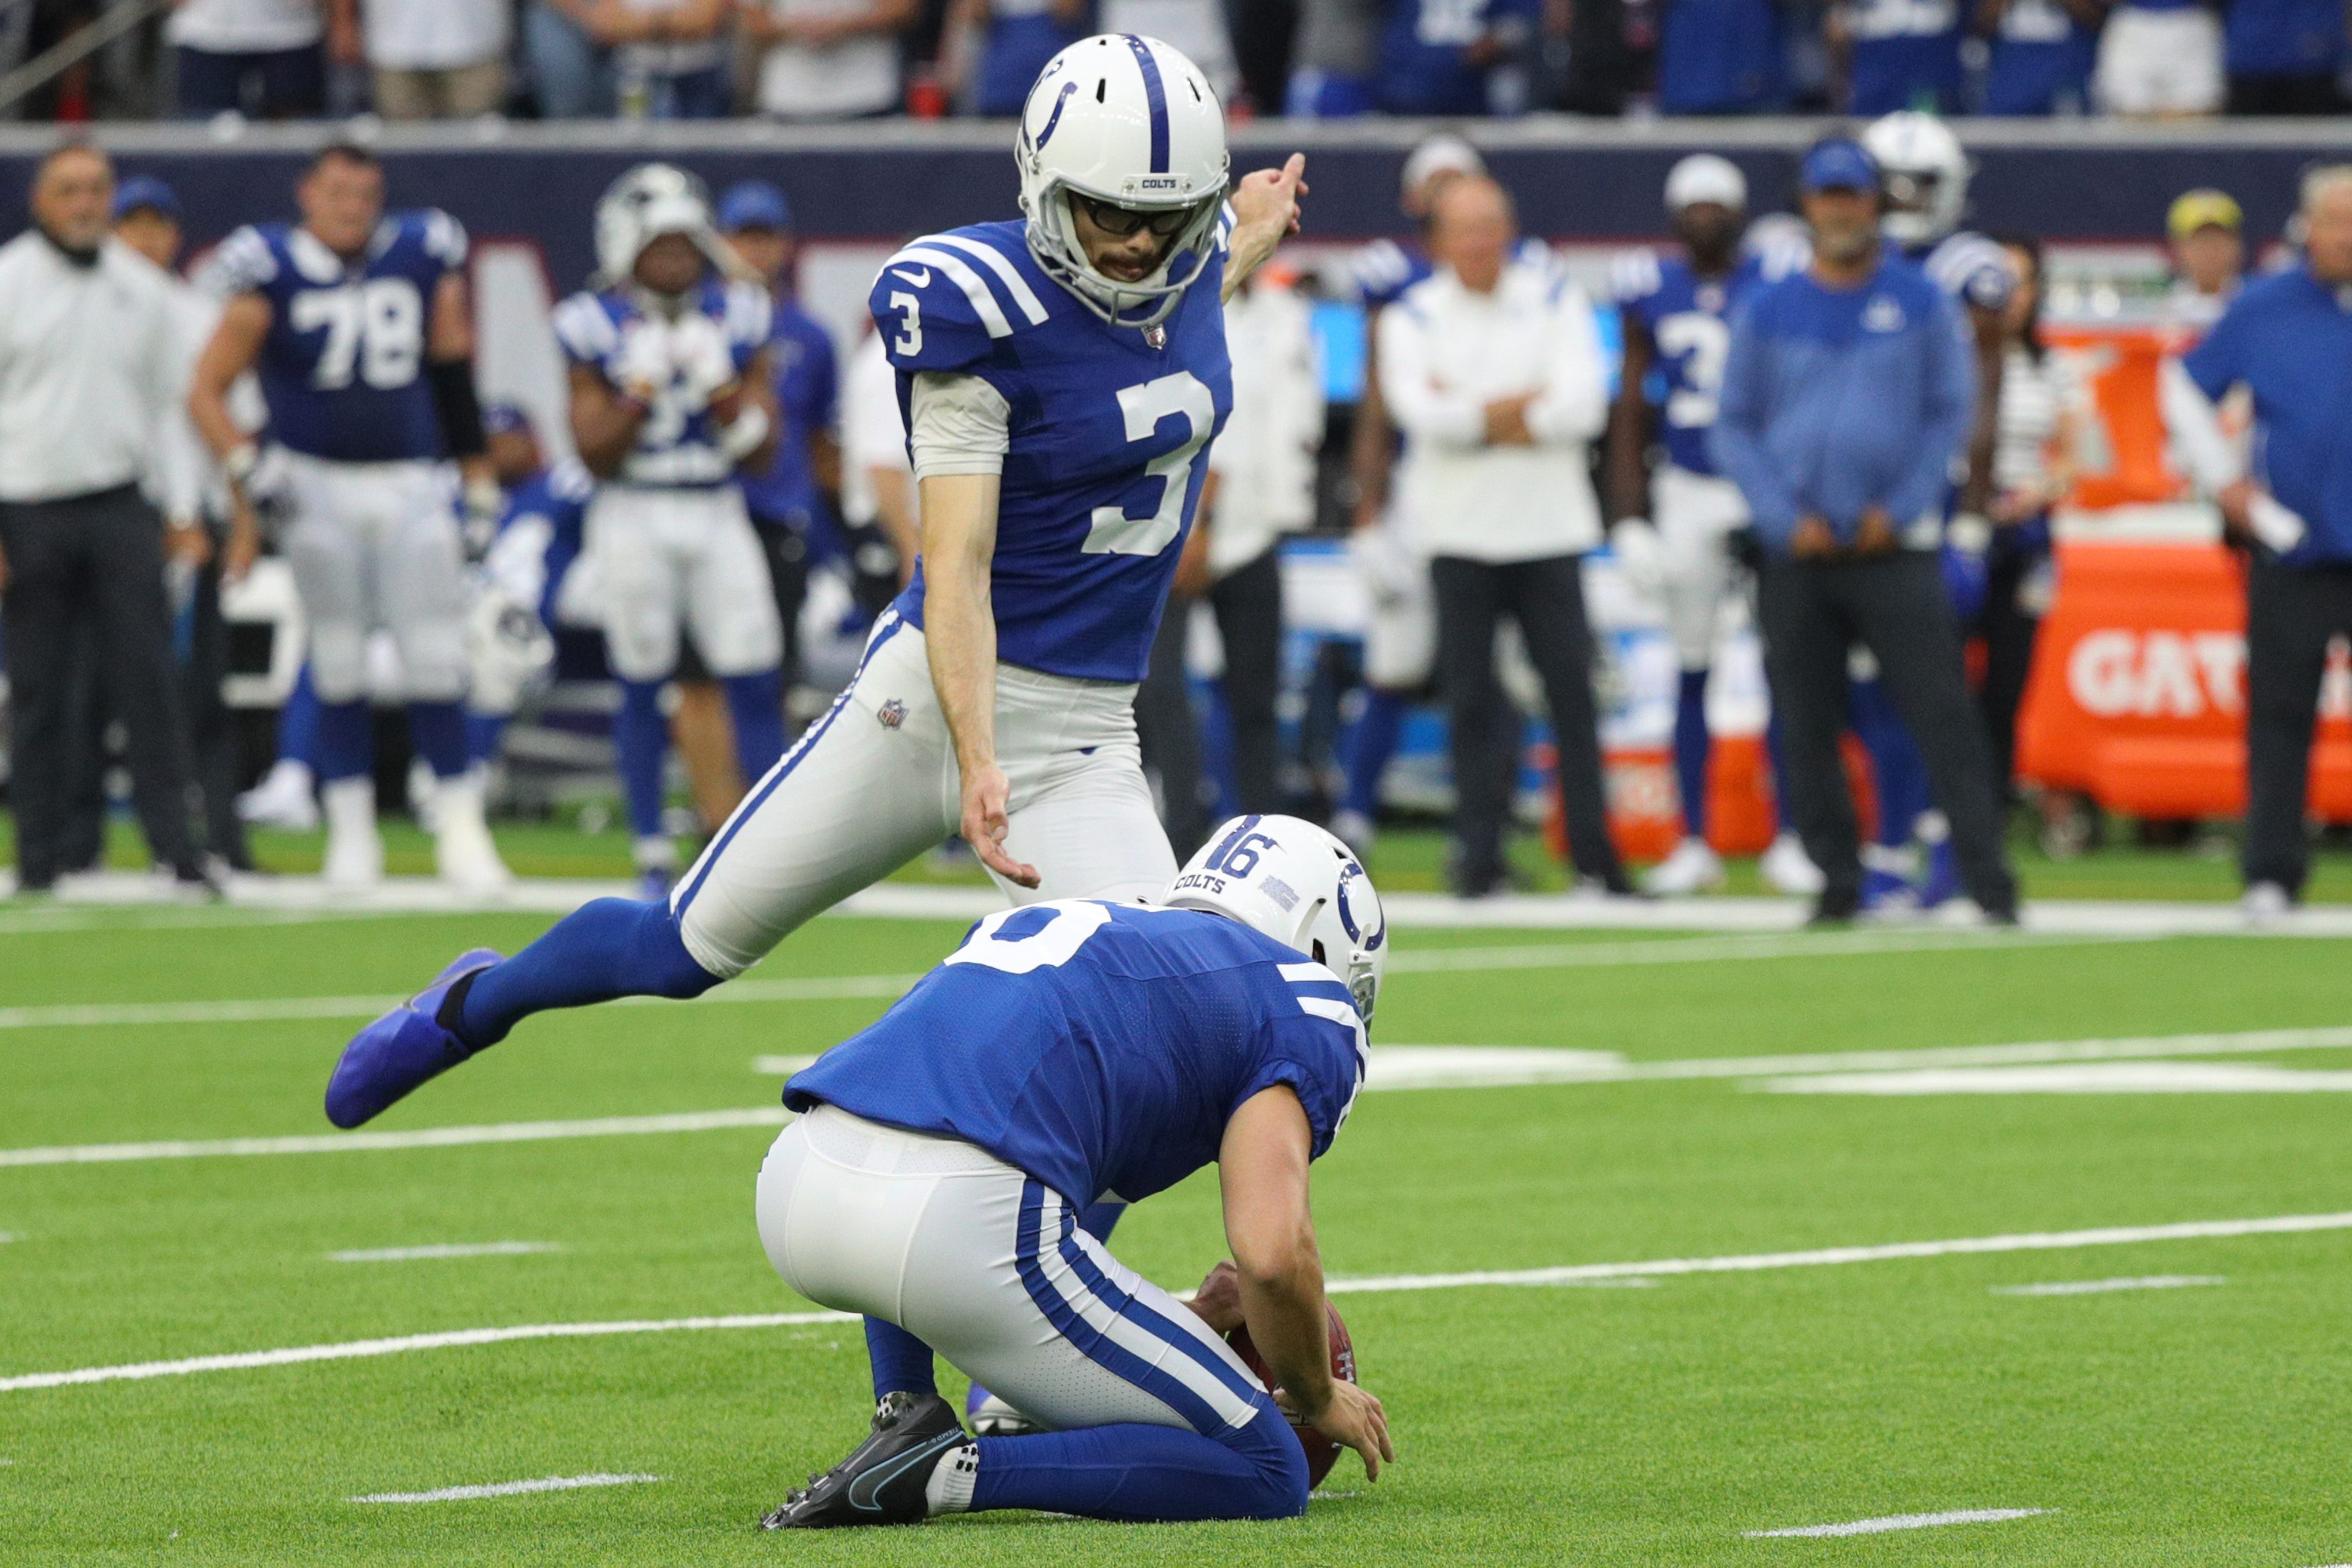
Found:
[870,219,1234,683]
[1352,238,1433,314]
[738,295,840,534]
[207,211,465,463]
[495,459,594,626]
[785,902,1368,1208]
[551,279,773,487]
[1915,231,2018,317]
[1614,249,1770,476]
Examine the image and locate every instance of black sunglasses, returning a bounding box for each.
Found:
[1071,193,1199,239]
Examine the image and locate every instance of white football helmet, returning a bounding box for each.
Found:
[1165,814,1387,1022]
[594,164,729,291]
[1863,111,1970,249]
[1016,34,1230,329]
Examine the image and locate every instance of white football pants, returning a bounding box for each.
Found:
[1653,464,1750,673]
[672,609,1177,978]
[584,484,782,681]
[757,1105,1273,1441]
[279,453,469,704]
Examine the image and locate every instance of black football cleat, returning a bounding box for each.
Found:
[759,1392,970,1529]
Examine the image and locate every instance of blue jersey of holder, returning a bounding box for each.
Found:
[869,219,1234,683]
[209,211,464,463]
[552,279,772,487]
[1615,249,1770,476]
[786,902,1367,1209]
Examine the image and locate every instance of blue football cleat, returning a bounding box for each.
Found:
[325,948,502,1129]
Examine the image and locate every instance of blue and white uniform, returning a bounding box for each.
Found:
[480,457,597,634]
[208,211,472,704]
[551,279,784,683]
[1615,248,1770,668]
[757,900,1365,1500]
[666,219,1232,979]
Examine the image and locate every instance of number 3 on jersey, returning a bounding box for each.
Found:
[1085,370,1215,558]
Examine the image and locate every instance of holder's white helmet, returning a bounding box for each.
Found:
[1015,34,1230,330]
[1863,111,1970,249]
[594,163,728,290]
[1165,814,1387,1022]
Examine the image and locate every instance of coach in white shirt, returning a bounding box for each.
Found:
[0,145,210,894]
[1378,174,1628,899]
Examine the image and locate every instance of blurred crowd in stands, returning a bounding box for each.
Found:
[5,0,2348,125]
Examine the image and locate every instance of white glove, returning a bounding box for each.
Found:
[1610,518,1668,599]
[2247,492,2308,554]
[669,314,740,406]
[461,473,504,563]
[607,317,674,403]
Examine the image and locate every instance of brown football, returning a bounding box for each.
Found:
[1224,1302,1356,1489]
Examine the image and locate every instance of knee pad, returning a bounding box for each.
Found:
[307,624,369,704]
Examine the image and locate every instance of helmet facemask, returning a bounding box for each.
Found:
[1023,171,1226,330]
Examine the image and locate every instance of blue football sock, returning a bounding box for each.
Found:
[466,713,507,769]
[453,897,717,1049]
[614,679,669,842]
[1340,689,1408,819]
[314,699,373,785]
[279,662,322,771]
[406,700,467,780]
[1673,669,1710,839]
[721,669,787,784]
[863,1319,938,1401]
[1848,679,1929,849]
[1076,1200,1126,1242]
[972,1416,1306,1522]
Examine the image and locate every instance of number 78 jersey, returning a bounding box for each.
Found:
[870,219,1233,683]
[1613,249,1768,479]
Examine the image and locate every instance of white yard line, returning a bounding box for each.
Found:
[1990,1275,2225,1296]
[5,1212,2340,1395]
[326,1242,562,1264]
[349,1473,659,1504]
[0,1109,791,1169]
[1747,1508,2050,1538]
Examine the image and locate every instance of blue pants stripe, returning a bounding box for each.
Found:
[1051,1214,1263,1413]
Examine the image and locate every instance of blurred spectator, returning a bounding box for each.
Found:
[1975,234,2089,797]
[2164,186,2245,332]
[0,146,210,895]
[2223,0,2346,112]
[839,327,917,584]
[329,0,509,117]
[166,0,327,118]
[1977,0,2104,114]
[1656,0,1790,113]
[723,181,839,697]
[1285,0,1381,113]
[746,0,917,119]
[1378,174,1629,899]
[2165,166,2352,917]
[952,0,1090,115]
[1102,0,1238,98]
[1836,0,1966,114]
[1377,0,1539,114]
[1712,137,2018,924]
[588,0,733,115]
[2094,0,2223,115]
[524,0,617,115]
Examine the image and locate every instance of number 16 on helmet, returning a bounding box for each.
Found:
[1165,814,1387,1023]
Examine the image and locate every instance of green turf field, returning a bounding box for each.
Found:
[4,905,2351,1566]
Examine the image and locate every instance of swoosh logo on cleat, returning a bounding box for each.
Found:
[890,266,931,287]
[847,1432,964,1514]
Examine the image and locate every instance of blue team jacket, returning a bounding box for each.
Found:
[1710,253,1975,558]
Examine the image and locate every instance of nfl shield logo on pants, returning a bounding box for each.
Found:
[877,698,907,730]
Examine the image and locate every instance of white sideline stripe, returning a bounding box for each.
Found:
[350,1473,658,1504]
[1748,1508,2050,1538]
[0,1109,791,1169]
[327,1242,562,1263]
[1320,1212,2352,1294]
[9,1212,2343,1396]
[1991,1274,2224,1296]
[1765,1062,2352,1095]
[1384,929,2140,974]
[0,1311,853,1392]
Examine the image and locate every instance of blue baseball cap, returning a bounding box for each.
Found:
[111,174,181,222]
[482,400,532,437]
[1798,139,1880,196]
[718,181,792,233]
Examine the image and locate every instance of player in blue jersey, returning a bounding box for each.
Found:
[753,814,1393,1528]
[465,403,595,768]
[327,37,1307,1129]
[550,164,789,897]
[189,141,509,893]
[1859,111,2019,909]
[1607,154,1821,900]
